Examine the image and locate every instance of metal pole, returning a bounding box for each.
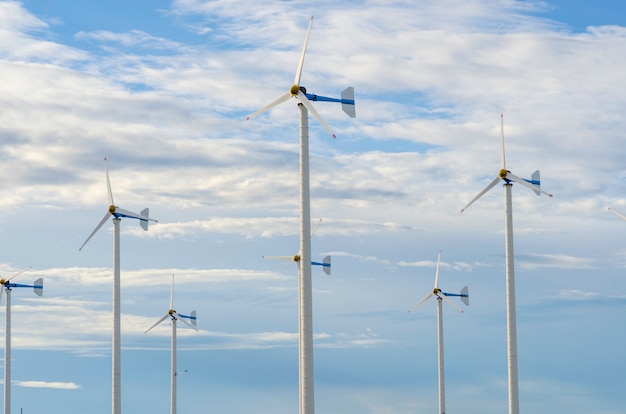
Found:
[437,297,446,414]
[4,289,11,414]
[503,183,519,414]
[113,217,121,414]
[298,102,314,414]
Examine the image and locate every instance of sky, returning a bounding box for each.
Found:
[0,0,625,413]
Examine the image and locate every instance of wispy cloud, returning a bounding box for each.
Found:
[15,381,82,390]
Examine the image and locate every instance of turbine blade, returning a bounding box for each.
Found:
[296,91,336,138]
[173,311,198,331]
[461,176,501,212]
[609,207,626,221]
[500,114,506,170]
[263,255,295,261]
[310,218,322,237]
[6,265,32,282]
[506,171,553,197]
[441,293,464,313]
[294,16,314,86]
[103,157,115,206]
[433,250,442,289]
[113,206,148,221]
[79,211,112,251]
[145,313,170,334]
[408,292,434,312]
[246,91,292,121]
[170,274,175,310]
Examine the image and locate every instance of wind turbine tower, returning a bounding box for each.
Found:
[0,266,43,414]
[79,158,157,414]
[408,251,468,414]
[461,115,552,414]
[145,275,197,414]
[246,17,355,414]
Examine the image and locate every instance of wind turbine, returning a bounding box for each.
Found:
[145,275,197,414]
[79,157,157,414]
[0,266,43,414]
[246,17,354,414]
[408,251,468,414]
[461,115,552,414]
[263,219,332,275]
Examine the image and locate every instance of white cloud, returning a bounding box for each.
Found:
[15,380,82,390]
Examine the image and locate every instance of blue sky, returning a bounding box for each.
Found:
[1,0,626,413]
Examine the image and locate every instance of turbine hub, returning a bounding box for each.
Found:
[290,84,300,96]
[108,205,116,214]
[169,309,175,315]
[293,255,301,262]
[499,169,508,179]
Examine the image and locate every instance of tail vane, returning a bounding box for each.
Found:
[341,87,356,118]
[34,278,44,296]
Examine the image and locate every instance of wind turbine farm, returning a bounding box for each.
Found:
[2,2,626,414]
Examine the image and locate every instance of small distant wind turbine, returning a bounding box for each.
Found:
[246,17,354,414]
[408,251,468,414]
[461,115,552,414]
[0,266,43,414]
[145,275,197,414]
[79,157,157,414]
[263,219,332,275]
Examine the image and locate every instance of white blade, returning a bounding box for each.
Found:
[169,274,175,310]
[6,265,32,282]
[114,206,151,221]
[460,175,501,212]
[441,293,464,313]
[294,16,314,86]
[296,90,336,138]
[310,218,323,237]
[609,207,626,221]
[104,157,114,206]
[263,255,295,261]
[500,114,506,170]
[433,250,442,289]
[79,211,112,251]
[506,171,553,197]
[173,311,198,331]
[145,313,169,333]
[408,292,434,312]
[246,91,292,121]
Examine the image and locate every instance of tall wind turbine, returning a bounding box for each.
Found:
[0,266,43,414]
[145,275,197,414]
[408,251,468,414]
[246,17,355,414]
[79,157,157,414]
[461,115,552,414]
